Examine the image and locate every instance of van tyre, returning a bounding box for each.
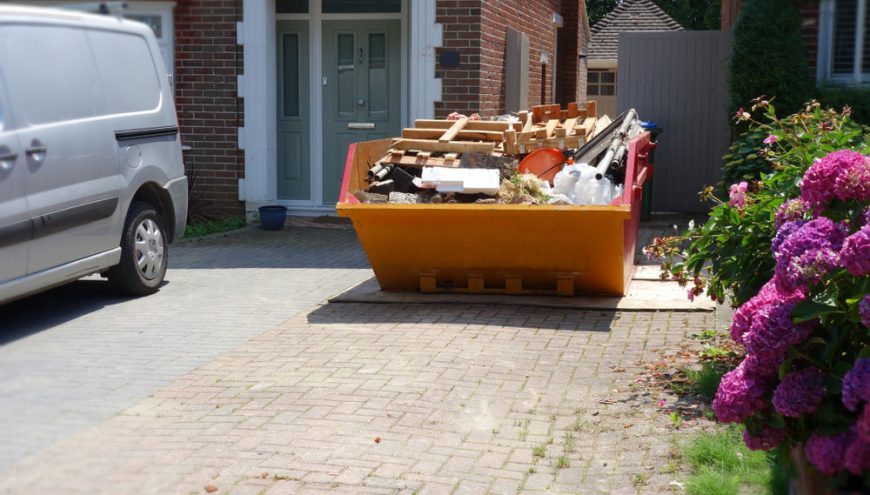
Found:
[108,201,168,296]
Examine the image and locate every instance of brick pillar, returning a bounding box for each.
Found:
[556,0,581,105]
[434,0,484,118]
[174,0,245,219]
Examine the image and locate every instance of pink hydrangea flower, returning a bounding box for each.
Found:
[839,224,870,277]
[729,280,801,346]
[763,133,778,145]
[773,217,847,292]
[713,356,776,423]
[774,199,810,230]
[801,150,866,210]
[805,430,852,475]
[844,435,870,475]
[833,153,870,202]
[843,359,870,412]
[743,427,786,451]
[743,299,814,361]
[772,367,825,417]
[778,247,840,293]
[860,295,870,328]
[729,181,748,208]
[859,404,870,443]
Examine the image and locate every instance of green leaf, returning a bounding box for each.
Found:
[792,300,839,323]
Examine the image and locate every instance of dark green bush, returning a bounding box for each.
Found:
[646,102,868,306]
[818,86,870,124]
[729,0,815,117]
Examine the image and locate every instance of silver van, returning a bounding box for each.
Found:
[0,5,187,304]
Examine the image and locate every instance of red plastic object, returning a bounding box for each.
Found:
[517,148,564,185]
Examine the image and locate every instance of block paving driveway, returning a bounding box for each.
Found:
[0,220,718,494]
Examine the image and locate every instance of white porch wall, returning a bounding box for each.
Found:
[242,0,277,209]
[408,0,442,120]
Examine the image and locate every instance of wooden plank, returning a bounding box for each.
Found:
[401,128,504,141]
[584,100,597,119]
[567,102,579,118]
[391,138,495,154]
[554,127,567,138]
[521,113,533,132]
[378,153,460,168]
[438,117,468,142]
[544,119,559,138]
[503,129,518,155]
[414,119,512,132]
[562,117,578,135]
[578,117,596,137]
[589,115,611,139]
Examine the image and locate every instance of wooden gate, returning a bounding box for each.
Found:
[617,31,732,213]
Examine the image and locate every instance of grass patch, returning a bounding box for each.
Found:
[532,445,546,458]
[683,426,789,495]
[184,216,246,239]
[685,361,727,400]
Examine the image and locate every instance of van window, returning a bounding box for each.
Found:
[0,25,101,127]
[88,30,161,114]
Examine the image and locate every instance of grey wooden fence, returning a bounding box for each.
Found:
[617,31,732,213]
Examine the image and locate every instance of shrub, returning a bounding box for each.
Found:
[729,0,815,117]
[818,86,870,125]
[646,100,868,306]
[708,150,870,490]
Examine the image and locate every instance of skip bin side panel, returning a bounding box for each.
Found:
[347,206,631,295]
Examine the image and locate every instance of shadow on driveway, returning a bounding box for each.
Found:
[0,279,133,345]
[307,301,617,331]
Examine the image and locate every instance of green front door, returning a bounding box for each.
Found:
[277,21,310,200]
[322,20,401,204]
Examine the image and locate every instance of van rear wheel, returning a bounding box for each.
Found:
[108,201,168,296]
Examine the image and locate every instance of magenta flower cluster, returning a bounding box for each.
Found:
[773,367,825,417]
[773,218,847,293]
[774,198,809,229]
[801,150,868,209]
[713,149,870,478]
[860,295,870,328]
[743,427,786,451]
[805,428,870,476]
[840,224,870,277]
[843,359,870,412]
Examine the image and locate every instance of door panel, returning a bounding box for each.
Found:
[0,24,121,275]
[0,130,28,283]
[277,21,311,200]
[322,20,400,204]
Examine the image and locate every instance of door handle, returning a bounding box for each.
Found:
[348,122,375,130]
[26,145,47,155]
[0,151,18,161]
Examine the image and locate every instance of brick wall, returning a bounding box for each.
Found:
[172,0,244,218]
[479,0,561,116]
[434,0,483,118]
[556,0,586,106]
[435,0,582,118]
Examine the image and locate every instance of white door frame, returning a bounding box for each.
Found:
[245,0,441,216]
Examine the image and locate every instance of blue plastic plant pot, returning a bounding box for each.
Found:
[258,205,287,231]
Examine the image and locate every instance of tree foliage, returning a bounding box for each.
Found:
[729,0,815,116]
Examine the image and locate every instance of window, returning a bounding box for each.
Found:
[0,25,102,126]
[322,0,400,13]
[587,69,616,97]
[125,7,173,75]
[819,0,870,84]
[89,31,162,114]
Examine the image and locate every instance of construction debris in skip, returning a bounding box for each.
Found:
[355,102,645,206]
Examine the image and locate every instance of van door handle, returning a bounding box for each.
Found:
[0,151,18,161]
[26,145,47,155]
